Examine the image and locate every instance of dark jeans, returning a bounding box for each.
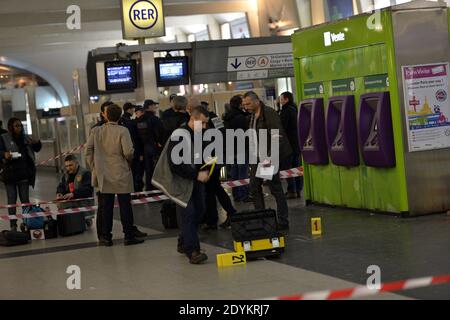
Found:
[5,181,30,227]
[285,153,303,193]
[230,164,249,201]
[205,170,237,226]
[131,158,144,192]
[249,165,289,226]
[143,146,157,191]
[96,192,104,240]
[102,193,135,240]
[179,182,206,256]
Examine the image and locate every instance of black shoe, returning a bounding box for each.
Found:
[219,217,231,229]
[278,223,290,231]
[98,239,113,247]
[133,226,148,238]
[189,251,208,264]
[124,238,145,246]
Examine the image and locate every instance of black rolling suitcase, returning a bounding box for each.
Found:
[57,212,86,237]
[160,200,178,229]
[230,209,285,259]
[0,230,29,247]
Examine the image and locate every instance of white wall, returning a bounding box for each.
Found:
[36,86,63,110]
[11,89,26,112]
[4,39,133,107]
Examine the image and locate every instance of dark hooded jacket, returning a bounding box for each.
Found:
[279,102,300,154]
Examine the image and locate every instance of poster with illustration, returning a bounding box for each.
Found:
[402,63,450,152]
[326,0,354,21]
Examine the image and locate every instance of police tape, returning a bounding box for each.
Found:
[0,190,163,209]
[220,166,303,189]
[279,167,303,178]
[0,194,169,221]
[36,144,85,166]
[265,274,450,300]
[0,167,303,209]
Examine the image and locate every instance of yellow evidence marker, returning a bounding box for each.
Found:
[216,252,247,267]
[311,217,322,236]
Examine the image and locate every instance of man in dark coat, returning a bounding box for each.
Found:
[279,91,303,199]
[242,91,292,230]
[136,99,163,191]
[119,102,144,192]
[223,95,250,203]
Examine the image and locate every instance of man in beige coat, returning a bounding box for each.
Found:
[86,104,144,246]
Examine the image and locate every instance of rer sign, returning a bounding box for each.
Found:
[121,0,165,40]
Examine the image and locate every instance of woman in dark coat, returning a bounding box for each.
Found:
[0,118,42,230]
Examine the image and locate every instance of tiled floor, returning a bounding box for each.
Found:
[0,169,448,300]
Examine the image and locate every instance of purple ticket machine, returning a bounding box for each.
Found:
[326,95,359,166]
[359,92,396,167]
[298,99,329,165]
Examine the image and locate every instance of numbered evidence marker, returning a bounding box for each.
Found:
[216,252,246,268]
[311,217,322,236]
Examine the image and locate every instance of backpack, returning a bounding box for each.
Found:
[22,205,46,229]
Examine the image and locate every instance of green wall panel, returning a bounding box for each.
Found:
[292,9,409,214]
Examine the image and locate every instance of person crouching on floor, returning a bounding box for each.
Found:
[56,154,94,227]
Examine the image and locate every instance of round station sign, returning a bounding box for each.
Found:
[129,0,159,30]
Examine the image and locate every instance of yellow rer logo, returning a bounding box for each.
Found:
[129,0,158,30]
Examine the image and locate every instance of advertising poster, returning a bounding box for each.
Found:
[326,0,354,21]
[402,63,450,152]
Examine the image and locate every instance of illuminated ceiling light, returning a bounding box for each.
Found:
[228,82,232,85]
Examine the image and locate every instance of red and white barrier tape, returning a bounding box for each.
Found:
[266,274,450,300]
[0,168,303,216]
[280,167,303,178]
[221,179,250,189]
[221,167,303,189]
[0,167,303,211]
[0,194,169,221]
[37,144,85,166]
[0,190,163,209]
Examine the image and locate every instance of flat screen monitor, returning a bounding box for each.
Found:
[104,60,137,91]
[155,56,189,87]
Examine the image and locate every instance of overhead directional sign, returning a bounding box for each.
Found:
[190,37,293,84]
[227,43,294,80]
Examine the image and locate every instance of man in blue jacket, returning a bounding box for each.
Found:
[56,154,94,226]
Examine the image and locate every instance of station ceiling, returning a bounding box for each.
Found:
[0,0,256,53]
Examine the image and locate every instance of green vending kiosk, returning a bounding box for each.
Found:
[292,1,450,216]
